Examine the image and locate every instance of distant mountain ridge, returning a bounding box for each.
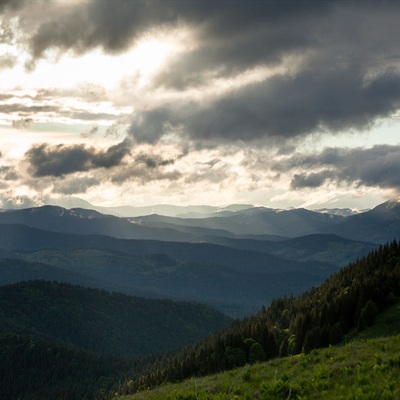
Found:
[0,224,341,316]
[128,207,345,237]
[319,199,400,243]
[0,200,395,243]
[0,194,362,218]
[0,200,398,316]
[5,195,257,218]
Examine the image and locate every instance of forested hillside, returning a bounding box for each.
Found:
[0,334,140,400]
[0,281,232,399]
[122,240,400,393]
[0,281,231,357]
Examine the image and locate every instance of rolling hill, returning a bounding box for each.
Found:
[0,280,231,357]
[0,224,341,316]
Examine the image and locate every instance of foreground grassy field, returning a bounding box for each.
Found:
[116,303,400,400]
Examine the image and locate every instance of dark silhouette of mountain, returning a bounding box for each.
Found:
[128,207,344,237]
[127,200,400,244]
[0,205,344,239]
[7,202,398,245]
[0,206,199,241]
[319,200,400,243]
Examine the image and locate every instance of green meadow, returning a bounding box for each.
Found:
[116,303,400,400]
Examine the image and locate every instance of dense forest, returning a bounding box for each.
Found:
[122,240,400,394]
[0,334,141,400]
[0,280,231,357]
[0,281,231,400]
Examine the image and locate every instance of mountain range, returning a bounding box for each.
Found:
[1,199,399,316]
[2,198,398,243]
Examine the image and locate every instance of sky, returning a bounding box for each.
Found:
[1,0,400,210]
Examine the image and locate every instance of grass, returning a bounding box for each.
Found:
[115,302,400,400]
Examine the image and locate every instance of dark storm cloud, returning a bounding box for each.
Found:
[25,139,131,177]
[149,1,400,91]
[28,0,173,59]
[129,108,175,143]
[26,0,334,59]
[284,145,400,190]
[291,171,336,189]
[92,139,132,168]
[12,0,400,146]
[130,68,400,143]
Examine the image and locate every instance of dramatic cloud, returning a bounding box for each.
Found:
[129,68,400,144]
[6,1,400,145]
[278,145,400,190]
[27,0,177,60]
[26,139,131,177]
[109,149,181,185]
[1,0,400,208]
[22,1,335,63]
[291,171,337,190]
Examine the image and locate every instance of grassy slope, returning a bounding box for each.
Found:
[116,302,400,400]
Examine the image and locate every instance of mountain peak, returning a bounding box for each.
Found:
[372,199,400,212]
